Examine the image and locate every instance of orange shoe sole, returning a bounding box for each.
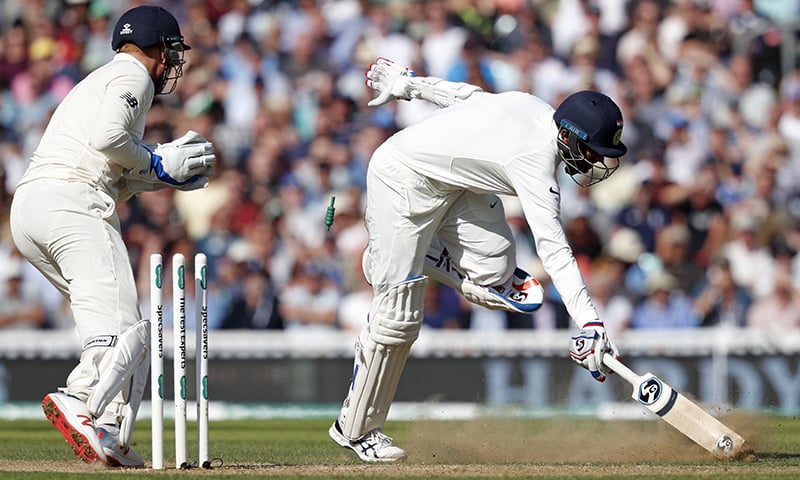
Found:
[42,395,104,464]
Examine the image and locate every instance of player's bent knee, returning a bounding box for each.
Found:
[368,276,428,345]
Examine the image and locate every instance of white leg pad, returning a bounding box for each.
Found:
[341,276,428,440]
[86,320,150,418]
[118,358,150,447]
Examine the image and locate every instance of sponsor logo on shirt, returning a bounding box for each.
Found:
[121,92,138,108]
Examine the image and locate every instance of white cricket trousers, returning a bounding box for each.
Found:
[10,179,141,401]
[365,143,516,300]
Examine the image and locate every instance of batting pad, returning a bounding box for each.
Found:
[342,276,428,439]
[86,319,150,418]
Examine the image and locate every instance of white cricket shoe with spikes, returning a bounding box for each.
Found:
[42,392,107,464]
[96,425,145,468]
[329,420,407,462]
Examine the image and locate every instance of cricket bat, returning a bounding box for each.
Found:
[603,354,752,460]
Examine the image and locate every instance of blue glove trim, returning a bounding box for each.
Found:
[149,153,196,186]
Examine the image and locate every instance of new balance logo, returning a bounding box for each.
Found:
[77,414,93,427]
[120,92,138,108]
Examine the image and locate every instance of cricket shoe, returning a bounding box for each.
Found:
[42,392,107,464]
[487,267,544,313]
[96,425,145,468]
[329,420,407,462]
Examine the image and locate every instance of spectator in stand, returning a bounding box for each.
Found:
[278,260,340,331]
[565,215,604,266]
[0,257,47,329]
[617,0,666,72]
[615,178,671,252]
[560,34,620,102]
[693,257,752,327]
[220,265,282,330]
[1,0,800,338]
[587,264,633,337]
[519,32,566,105]
[747,266,800,329]
[777,69,800,173]
[0,20,29,89]
[420,0,468,80]
[337,260,373,334]
[422,281,469,330]
[723,209,775,298]
[601,226,647,300]
[342,2,418,71]
[668,164,726,266]
[653,222,706,295]
[630,270,698,329]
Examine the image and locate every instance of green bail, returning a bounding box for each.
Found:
[324,196,336,232]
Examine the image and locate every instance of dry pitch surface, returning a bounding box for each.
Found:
[1,414,794,478]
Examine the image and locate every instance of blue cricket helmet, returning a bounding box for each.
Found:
[111,5,190,52]
[554,90,627,158]
[553,90,627,186]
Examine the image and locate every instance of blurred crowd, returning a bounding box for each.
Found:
[1,0,800,334]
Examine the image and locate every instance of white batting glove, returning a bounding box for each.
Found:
[365,57,417,107]
[569,323,619,382]
[132,131,215,186]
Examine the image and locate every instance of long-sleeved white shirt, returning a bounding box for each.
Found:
[387,91,599,326]
[17,53,154,201]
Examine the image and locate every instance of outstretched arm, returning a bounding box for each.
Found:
[365,57,485,108]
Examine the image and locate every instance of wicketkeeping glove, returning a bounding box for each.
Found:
[125,169,213,194]
[569,323,619,382]
[134,131,215,186]
[365,57,416,106]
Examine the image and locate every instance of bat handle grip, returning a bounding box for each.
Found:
[602,353,639,385]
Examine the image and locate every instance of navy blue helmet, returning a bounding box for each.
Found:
[553,91,627,186]
[111,5,189,94]
[112,5,190,52]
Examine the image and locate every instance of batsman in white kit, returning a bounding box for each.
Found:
[328,58,628,462]
[9,6,215,467]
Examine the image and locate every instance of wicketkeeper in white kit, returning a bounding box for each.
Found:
[328,58,627,461]
[9,6,215,467]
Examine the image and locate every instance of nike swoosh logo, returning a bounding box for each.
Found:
[489,201,498,208]
[549,187,560,197]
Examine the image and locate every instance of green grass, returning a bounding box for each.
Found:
[0,415,798,479]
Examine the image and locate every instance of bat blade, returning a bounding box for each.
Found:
[603,354,752,460]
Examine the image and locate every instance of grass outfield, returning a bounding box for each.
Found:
[0,415,798,479]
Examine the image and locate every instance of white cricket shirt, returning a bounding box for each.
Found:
[387,91,599,326]
[17,53,154,200]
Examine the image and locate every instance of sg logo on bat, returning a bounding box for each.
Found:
[638,377,663,405]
